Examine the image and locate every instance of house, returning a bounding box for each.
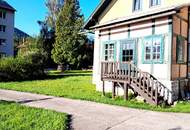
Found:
[84,0,190,105]
[14,27,30,55]
[0,0,15,58]
[14,27,30,40]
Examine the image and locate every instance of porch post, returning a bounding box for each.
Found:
[102,81,105,96]
[112,82,116,99]
[124,83,129,100]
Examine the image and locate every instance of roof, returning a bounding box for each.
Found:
[84,0,112,29]
[14,28,30,39]
[0,0,16,12]
[84,0,190,30]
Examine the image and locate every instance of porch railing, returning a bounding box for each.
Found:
[101,61,171,104]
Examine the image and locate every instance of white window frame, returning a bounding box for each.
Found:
[143,35,163,64]
[0,11,6,19]
[150,0,161,7]
[0,25,6,32]
[0,39,6,46]
[103,41,116,62]
[133,0,142,12]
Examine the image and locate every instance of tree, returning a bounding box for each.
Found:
[37,21,55,67]
[52,0,86,70]
[45,0,64,29]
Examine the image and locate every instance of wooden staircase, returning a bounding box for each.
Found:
[101,62,171,105]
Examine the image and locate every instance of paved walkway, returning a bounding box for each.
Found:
[0,89,190,130]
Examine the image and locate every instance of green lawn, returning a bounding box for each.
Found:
[0,101,68,130]
[0,70,190,113]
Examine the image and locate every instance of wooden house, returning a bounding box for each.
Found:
[84,0,190,105]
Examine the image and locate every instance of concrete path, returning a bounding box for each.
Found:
[0,89,190,130]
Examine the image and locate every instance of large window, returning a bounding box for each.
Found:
[103,42,116,61]
[0,11,6,19]
[143,35,163,63]
[0,39,6,45]
[0,25,6,32]
[0,52,6,58]
[177,35,185,63]
[150,0,161,7]
[133,0,142,11]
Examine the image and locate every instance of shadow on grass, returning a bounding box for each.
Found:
[0,73,92,83]
[66,115,73,130]
[45,73,92,80]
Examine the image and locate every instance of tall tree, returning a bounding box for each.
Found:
[37,21,55,67]
[52,0,86,70]
[45,0,64,29]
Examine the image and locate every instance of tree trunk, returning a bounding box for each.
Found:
[57,64,64,72]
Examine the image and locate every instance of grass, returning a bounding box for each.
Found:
[0,101,69,130]
[0,70,190,113]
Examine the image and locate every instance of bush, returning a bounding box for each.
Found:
[0,52,46,81]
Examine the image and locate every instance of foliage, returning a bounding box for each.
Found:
[17,37,39,56]
[52,0,86,69]
[37,21,56,68]
[1,70,190,113]
[0,101,68,130]
[0,52,46,81]
[45,0,64,29]
[80,42,94,69]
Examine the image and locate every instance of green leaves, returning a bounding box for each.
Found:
[52,0,86,69]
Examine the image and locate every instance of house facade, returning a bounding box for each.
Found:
[84,0,190,105]
[0,0,15,58]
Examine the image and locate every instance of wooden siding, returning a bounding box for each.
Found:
[171,7,189,80]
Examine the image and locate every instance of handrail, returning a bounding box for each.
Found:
[101,61,171,104]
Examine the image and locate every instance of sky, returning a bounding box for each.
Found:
[5,0,100,36]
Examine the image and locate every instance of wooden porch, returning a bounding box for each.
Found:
[101,62,171,105]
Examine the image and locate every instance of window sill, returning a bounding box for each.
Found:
[149,4,161,9]
[143,60,163,64]
[177,61,186,64]
[132,9,142,13]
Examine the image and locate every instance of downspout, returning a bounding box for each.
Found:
[187,7,190,79]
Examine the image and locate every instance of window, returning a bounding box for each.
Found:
[103,42,116,61]
[143,35,163,63]
[121,40,135,62]
[122,49,133,62]
[0,39,6,45]
[0,52,6,58]
[0,25,6,32]
[150,0,161,7]
[0,11,6,19]
[133,0,142,11]
[177,35,185,63]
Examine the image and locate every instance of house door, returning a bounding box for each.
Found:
[120,39,137,64]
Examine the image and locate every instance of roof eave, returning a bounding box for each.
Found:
[90,8,178,30]
[0,6,16,12]
[83,0,112,30]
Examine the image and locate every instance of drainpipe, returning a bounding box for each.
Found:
[187,7,190,79]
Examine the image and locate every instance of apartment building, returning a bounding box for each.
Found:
[0,0,15,57]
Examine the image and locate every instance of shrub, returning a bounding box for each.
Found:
[0,52,46,81]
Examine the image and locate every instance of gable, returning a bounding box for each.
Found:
[99,0,131,24]
[99,0,190,25]
[84,0,190,29]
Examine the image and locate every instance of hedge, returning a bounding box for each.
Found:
[0,52,46,81]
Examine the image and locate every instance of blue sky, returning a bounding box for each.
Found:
[6,0,100,36]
